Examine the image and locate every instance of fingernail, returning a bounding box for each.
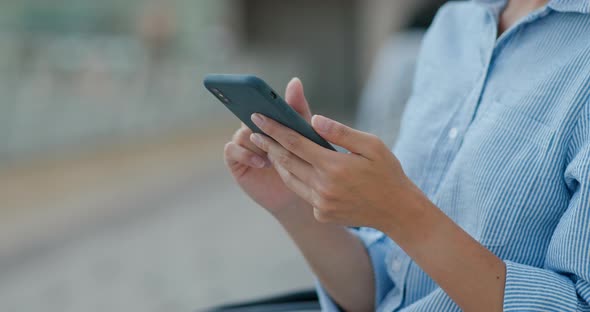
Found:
[250,133,263,146]
[251,113,264,126]
[251,155,266,168]
[312,115,330,133]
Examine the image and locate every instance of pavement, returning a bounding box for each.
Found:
[0,124,314,312]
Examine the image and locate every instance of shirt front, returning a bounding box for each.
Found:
[316,0,590,311]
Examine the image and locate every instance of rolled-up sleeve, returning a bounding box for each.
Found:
[503,110,590,311]
[503,261,581,311]
[315,228,394,311]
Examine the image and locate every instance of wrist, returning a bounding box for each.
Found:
[271,199,317,228]
[379,181,440,247]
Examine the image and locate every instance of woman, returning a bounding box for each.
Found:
[223,0,590,310]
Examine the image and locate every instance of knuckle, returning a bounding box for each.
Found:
[367,134,384,150]
[313,208,330,223]
[332,164,348,178]
[276,151,292,168]
[311,190,323,208]
[323,161,346,178]
[283,132,299,149]
[322,204,338,216]
[223,142,233,156]
[257,137,268,150]
[233,127,251,143]
[316,183,338,201]
[335,124,349,138]
[313,204,339,223]
[223,143,240,167]
[278,168,292,183]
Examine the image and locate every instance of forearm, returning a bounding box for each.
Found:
[272,203,375,311]
[383,184,506,312]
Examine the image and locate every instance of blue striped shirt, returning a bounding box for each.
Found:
[316,0,590,310]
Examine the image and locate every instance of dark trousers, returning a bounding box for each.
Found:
[200,289,320,312]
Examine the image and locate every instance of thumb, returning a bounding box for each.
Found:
[285,77,312,122]
[312,115,381,158]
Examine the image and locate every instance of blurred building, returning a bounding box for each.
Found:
[0,0,446,166]
[0,2,446,311]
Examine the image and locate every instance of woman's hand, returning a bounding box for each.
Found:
[249,112,415,230]
[223,78,313,215]
[251,110,507,312]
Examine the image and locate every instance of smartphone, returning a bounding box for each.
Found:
[203,74,336,151]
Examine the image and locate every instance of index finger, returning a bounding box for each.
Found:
[251,113,332,166]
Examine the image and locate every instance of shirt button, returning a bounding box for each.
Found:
[448,127,459,139]
[391,258,402,272]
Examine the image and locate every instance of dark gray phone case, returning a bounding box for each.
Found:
[203,74,336,151]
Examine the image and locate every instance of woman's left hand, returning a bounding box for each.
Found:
[249,113,416,230]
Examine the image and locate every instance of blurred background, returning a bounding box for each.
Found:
[0,1,446,311]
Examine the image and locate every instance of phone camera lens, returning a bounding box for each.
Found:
[210,88,230,103]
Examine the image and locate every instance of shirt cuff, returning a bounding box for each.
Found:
[315,228,394,311]
[314,279,343,312]
[503,260,578,311]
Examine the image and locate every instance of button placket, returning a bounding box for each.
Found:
[380,240,413,312]
[448,127,459,140]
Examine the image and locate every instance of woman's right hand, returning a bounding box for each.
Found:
[223,78,312,215]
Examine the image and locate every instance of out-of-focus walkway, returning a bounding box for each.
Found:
[0,125,313,312]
